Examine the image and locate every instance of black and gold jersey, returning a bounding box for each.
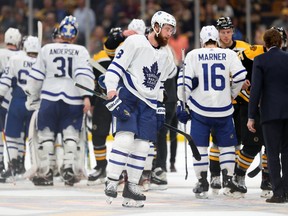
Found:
[237,45,266,103]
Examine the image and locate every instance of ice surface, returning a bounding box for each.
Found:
[0,140,287,216]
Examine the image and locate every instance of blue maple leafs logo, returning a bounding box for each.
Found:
[142,62,160,90]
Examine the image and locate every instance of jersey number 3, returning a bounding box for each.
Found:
[202,63,225,91]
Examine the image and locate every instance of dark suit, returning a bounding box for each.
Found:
[249,47,288,198]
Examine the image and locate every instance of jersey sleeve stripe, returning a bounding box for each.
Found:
[32,68,46,78]
[232,69,247,78]
[75,72,94,80]
[28,74,43,81]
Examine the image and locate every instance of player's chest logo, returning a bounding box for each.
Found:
[142,62,160,90]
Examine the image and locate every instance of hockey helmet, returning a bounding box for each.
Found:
[151,11,176,35]
[4,27,22,47]
[128,19,146,35]
[59,15,78,39]
[200,25,219,46]
[271,26,287,48]
[216,17,234,30]
[23,36,40,53]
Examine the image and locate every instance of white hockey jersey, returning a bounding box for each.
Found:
[177,47,247,117]
[0,51,36,98]
[0,48,24,109]
[105,34,177,109]
[26,43,94,105]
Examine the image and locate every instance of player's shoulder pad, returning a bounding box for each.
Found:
[244,45,265,60]
[93,50,109,61]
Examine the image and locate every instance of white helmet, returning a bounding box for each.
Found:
[128,19,146,35]
[4,28,22,47]
[151,11,176,35]
[200,25,219,46]
[23,36,40,53]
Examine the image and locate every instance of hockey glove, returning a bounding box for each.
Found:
[176,101,191,124]
[191,77,199,90]
[98,74,106,90]
[104,95,130,121]
[156,102,166,131]
[25,96,40,111]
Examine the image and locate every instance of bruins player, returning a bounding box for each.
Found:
[209,17,251,196]
[233,27,287,197]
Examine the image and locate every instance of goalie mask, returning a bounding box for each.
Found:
[151,11,176,36]
[59,15,79,39]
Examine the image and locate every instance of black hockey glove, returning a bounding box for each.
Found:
[156,102,166,131]
[104,95,130,121]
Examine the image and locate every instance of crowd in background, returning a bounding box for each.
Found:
[0,0,287,58]
[0,0,288,57]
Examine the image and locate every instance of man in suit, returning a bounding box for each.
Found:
[247,28,288,203]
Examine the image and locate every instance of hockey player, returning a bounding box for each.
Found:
[232,26,288,198]
[177,25,247,199]
[0,36,40,182]
[25,15,94,186]
[0,28,22,178]
[103,11,177,207]
[87,19,146,186]
[208,16,251,194]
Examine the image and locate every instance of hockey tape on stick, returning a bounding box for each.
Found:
[247,151,262,178]
[74,82,108,100]
[37,21,43,46]
[89,58,107,74]
[164,123,201,161]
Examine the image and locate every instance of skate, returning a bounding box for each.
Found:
[32,169,54,186]
[1,159,17,183]
[118,170,128,192]
[104,178,118,204]
[122,181,146,208]
[234,175,247,198]
[62,167,76,186]
[87,165,106,186]
[139,170,151,191]
[222,169,243,198]
[193,171,209,199]
[260,176,272,198]
[170,163,177,172]
[150,167,168,190]
[0,160,5,174]
[16,156,26,175]
[210,175,221,195]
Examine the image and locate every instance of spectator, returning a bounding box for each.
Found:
[73,0,96,46]
[271,8,288,31]
[212,0,234,20]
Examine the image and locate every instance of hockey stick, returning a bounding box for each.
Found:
[180,48,189,180]
[37,21,43,46]
[89,58,107,74]
[74,83,108,100]
[0,118,16,185]
[75,82,201,162]
[164,123,200,161]
[247,151,262,178]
